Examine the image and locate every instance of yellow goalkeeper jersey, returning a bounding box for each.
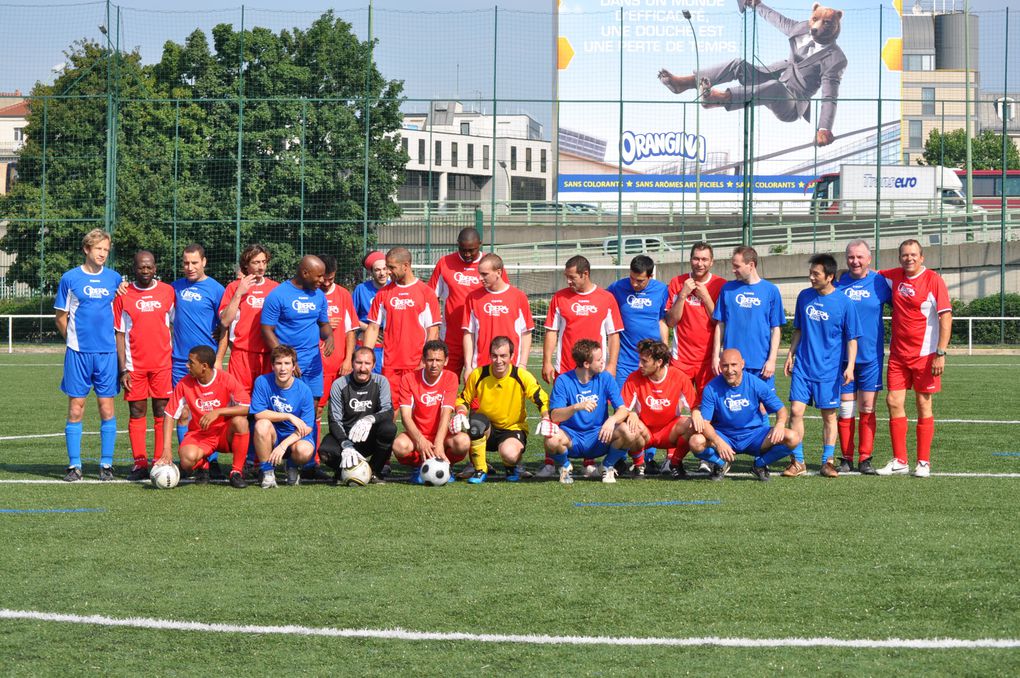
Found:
[457,365,550,432]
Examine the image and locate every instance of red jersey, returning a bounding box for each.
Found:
[621,366,696,431]
[462,284,534,369]
[368,279,441,371]
[880,267,951,360]
[219,277,279,353]
[168,370,250,436]
[428,253,508,354]
[544,286,624,373]
[113,281,175,372]
[665,273,726,366]
[398,368,458,440]
[320,284,358,370]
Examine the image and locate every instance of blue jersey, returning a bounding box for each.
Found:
[352,280,380,325]
[250,374,316,442]
[171,276,225,361]
[607,277,668,376]
[699,371,783,436]
[54,266,121,353]
[835,271,891,365]
[262,281,329,353]
[792,287,861,382]
[712,279,786,370]
[549,370,624,436]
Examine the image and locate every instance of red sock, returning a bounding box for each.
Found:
[544,455,554,466]
[230,432,250,474]
[889,416,909,463]
[128,417,148,466]
[669,437,690,465]
[858,412,876,459]
[630,451,644,466]
[837,416,855,459]
[583,458,595,467]
[194,457,210,471]
[916,417,934,463]
[404,451,422,468]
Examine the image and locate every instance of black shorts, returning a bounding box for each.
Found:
[487,427,527,452]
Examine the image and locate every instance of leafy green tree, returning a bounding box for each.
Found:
[920,128,1020,170]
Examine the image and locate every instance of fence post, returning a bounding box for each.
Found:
[300,98,307,257]
[490,7,498,251]
[873,4,883,268]
[172,99,180,257]
[615,8,623,263]
[1001,7,1010,343]
[362,0,374,257]
[968,317,973,356]
[234,5,246,261]
[39,97,48,335]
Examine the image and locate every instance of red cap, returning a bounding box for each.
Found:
[363,251,385,271]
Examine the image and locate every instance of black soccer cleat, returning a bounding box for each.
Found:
[63,466,83,483]
[228,470,247,489]
[858,458,877,475]
[750,464,770,482]
[98,466,115,482]
[838,457,855,474]
[126,464,149,482]
[208,460,225,481]
[192,468,210,485]
[709,463,727,482]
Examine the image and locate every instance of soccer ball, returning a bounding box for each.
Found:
[341,459,373,487]
[150,463,180,489]
[420,458,451,486]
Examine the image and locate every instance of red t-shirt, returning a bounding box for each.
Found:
[428,253,508,354]
[368,280,441,371]
[544,286,624,373]
[879,267,951,360]
[320,284,358,370]
[398,368,458,440]
[113,281,175,372]
[621,366,696,431]
[665,273,726,367]
[462,284,534,369]
[168,370,250,435]
[218,278,279,353]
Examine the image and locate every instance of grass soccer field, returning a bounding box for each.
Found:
[1,351,1018,676]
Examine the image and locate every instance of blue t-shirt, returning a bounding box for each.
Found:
[835,270,891,365]
[792,287,861,382]
[262,281,329,353]
[549,370,624,436]
[250,373,316,441]
[712,279,786,370]
[607,277,668,375]
[699,371,784,435]
[54,265,122,353]
[171,276,225,362]
[352,280,380,325]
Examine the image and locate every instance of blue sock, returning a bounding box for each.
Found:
[695,447,725,467]
[644,448,656,463]
[822,444,835,465]
[176,425,187,445]
[603,447,628,469]
[286,458,298,469]
[791,443,804,463]
[757,445,792,468]
[208,451,219,463]
[552,452,569,468]
[65,421,83,468]
[99,417,117,467]
[246,415,257,464]
[260,461,274,472]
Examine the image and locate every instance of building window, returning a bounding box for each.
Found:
[483,145,489,170]
[14,128,25,141]
[418,139,425,165]
[908,120,923,148]
[921,88,935,116]
[452,142,458,167]
[460,122,470,135]
[467,144,474,168]
[447,173,486,202]
[525,147,532,172]
[435,140,442,166]
[401,138,408,157]
[510,146,517,171]
[540,149,547,174]
[904,54,934,72]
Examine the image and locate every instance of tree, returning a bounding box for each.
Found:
[920,128,1020,170]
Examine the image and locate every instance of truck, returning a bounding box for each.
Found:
[811,165,976,216]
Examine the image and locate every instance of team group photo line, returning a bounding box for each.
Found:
[55,225,951,488]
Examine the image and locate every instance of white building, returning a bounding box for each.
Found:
[0,95,27,194]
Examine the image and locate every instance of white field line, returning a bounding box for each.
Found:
[0,609,1017,649]
[0,363,63,367]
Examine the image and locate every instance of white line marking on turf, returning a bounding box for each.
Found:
[0,609,1017,649]
[803,417,1020,425]
[0,363,63,367]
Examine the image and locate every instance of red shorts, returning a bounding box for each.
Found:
[123,368,173,402]
[672,359,714,396]
[181,426,231,457]
[887,354,941,394]
[383,366,416,406]
[645,417,686,449]
[319,360,344,408]
[228,349,271,393]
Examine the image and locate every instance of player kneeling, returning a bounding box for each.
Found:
[319,347,396,485]
[251,345,317,489]
[392,341,469,484]
[452,336,550,484]
[543,339,633,484]
[157,345,250,486]
[687,348,801,481]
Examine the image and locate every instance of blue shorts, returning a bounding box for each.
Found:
[615,362,637,390]
[372,346,383,374]
[273,423,316,446]
[714,425,771,456]
[839,359,884,395]
[789,370,841,410]
[563,426,610,460]
[744,367,776,392]
[172,358,189,386]
[61,349,119,398]
[297,349,323,398]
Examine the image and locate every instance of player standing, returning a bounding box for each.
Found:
[55,229,122,482]
[834,240,892,475]
[352,251,389,373]
[217,244,278,392]
[250,345,317,488]
[876,239,953,477]
[114,250,175,480]
[317,254,358,416]
[462,253,533,374]
[783,254,860,478]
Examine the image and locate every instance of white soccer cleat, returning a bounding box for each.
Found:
[875,459,910,476]
[536,463,558,479]
[457,463,476,480]
[261,469,278,489]
[913,461,931,478]
[582,464,600,479]
[601,466,618,484]
[558,464,574,485]
[697,461,712,474]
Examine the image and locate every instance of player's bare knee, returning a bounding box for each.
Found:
[291,441,315,465]
[230,415,249,435]
[254,418,275,439]
[688,433,707,452]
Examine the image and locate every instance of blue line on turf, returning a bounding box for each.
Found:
[574,500,722,508]
[0,508,106,515]
[992,452,1020,457]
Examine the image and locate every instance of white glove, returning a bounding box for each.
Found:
[535,417,559,438]
[340,441,366,470]
[348,416,374,443]
[451,412,470,434]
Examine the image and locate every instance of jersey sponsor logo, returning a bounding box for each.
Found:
[805,304,830,322]
[897,282,916,298]
[291,299,317,313]
[328,304,339,315]
[575,393,599,405]
[843,287,871,301]
[453,271,480,286]
[734,293,761,309]
[570,301,599,316]
[245,295,265,309]
[348,397,373,412]
[193,397,221,412]
[419,391,444,407]
[390,296,416,310]
[723,394,750,412]
[135,298,163,312]
[181,289,203,302]
[483,302,509,316]
[626,294,653,309]
[82,285,111,299]
[644,394,671,409]
[269,395,294,413]
[685,294,703,306]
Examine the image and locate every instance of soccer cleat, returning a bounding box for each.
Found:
[98,465,115,482]
[697,460,712,474]
[838,457,855,474]
[208,459,225,482]
[242,461,258,482]
[750,464,770,482]
[126,464,149,482]
[504,467,521,483]
[409,467,424,485]
[630,463,646,479]
[536,463,558,479]
[644,459,660,476]
[820,461,839,478]
[670,463,688,479]
[858,458,877,475]
[709,463,727,482]
[582,464,600,479]
[261,469,278,489]
[63,466,83,483]
[558,464,574,485]
[192,468,210,485]
[228,470,247,489]
[468,470,488,485]
[286,466,301,486]
[368,475,386,485]
[781,460,807,477]
[913,461,931,478]
[381,464,392,478]
[515,463,533,480]
[601,466,618,484]
[875,459,910,476]
[457,463,477,480]
[301,465,332,483]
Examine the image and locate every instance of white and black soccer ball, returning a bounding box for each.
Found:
[420,458,451,486]
[150,463,180,489]
[341,459,373,487]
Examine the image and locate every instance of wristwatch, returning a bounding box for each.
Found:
[935,348,947,357]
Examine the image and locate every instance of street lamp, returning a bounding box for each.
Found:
[683,10,701,215]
